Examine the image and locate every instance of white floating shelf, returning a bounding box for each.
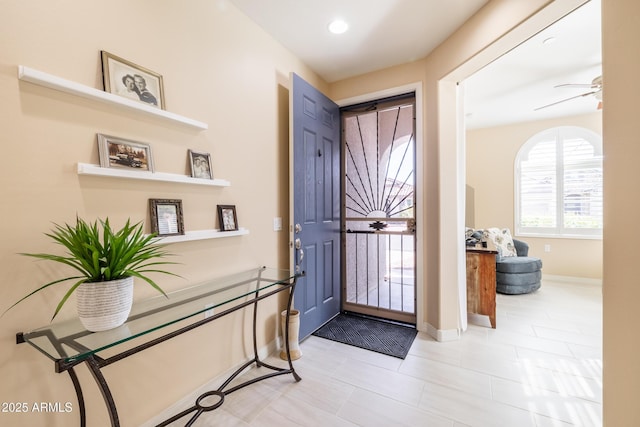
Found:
[154,228,250,244]
[18,65,208,130]
[77,163,230,187]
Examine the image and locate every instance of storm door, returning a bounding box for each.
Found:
[342,94,416,324]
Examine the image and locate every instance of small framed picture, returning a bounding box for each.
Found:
[217,205,238,232]
[97,134,154,172]
[188,150,213,179]
[101,51,165,109]
[149,199,184,236]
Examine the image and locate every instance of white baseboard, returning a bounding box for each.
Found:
[543,274,602,286]
[423,322,461,342]
[139,338,279,427]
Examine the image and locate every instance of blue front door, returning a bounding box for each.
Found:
[291,73,341,339]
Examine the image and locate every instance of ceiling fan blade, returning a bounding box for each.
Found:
[555,76,602,90]
[535,91,598,111]
[554,83,596,88]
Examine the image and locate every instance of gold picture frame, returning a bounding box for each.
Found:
[101,51,165,109]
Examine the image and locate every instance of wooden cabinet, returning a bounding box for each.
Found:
[466,248,497,328]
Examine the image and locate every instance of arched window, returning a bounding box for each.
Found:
[515,126,603,238]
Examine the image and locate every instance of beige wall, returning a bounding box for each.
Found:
[466,112,603,279]
[0,1,325,426]
[602,0,640,424]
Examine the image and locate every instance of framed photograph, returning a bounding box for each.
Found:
[97,134,154,172]
[188,150,213,179]
[149,199,184,236]
[217,205,238,232]
[101,51,165,109]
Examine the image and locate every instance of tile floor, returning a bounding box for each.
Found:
[162,278,602,426]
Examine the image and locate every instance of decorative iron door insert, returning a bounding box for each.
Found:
[342,94,416,324]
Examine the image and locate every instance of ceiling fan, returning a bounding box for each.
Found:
[535,75,603,111]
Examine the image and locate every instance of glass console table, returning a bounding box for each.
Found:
[17,267,302,427]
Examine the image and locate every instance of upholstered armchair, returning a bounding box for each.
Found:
[495,238,542,294]
[469,228,542,295]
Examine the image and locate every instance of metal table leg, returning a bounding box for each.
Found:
[85,356,120,427]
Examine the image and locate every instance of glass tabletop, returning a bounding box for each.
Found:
[20,267,297,364]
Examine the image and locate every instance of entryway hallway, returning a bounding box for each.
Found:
[152,277,602,426]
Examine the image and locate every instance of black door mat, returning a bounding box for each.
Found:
[312,313,418,359]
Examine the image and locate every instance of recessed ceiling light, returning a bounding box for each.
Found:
[328,19,349,35]
[542,36,556,45]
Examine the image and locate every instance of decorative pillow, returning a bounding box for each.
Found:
[482,227,517,257]
[465,227,475,240]
[465,227,486,246]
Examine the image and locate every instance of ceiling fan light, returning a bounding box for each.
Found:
[328,19,349,35]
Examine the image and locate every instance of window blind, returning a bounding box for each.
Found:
[516,127,603,238]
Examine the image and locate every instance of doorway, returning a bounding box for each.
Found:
[458,0,601,331]
[341,93,417,325]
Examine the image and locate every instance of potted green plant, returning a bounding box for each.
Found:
[4,217,179,332]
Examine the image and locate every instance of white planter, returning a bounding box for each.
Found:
[279,309,302,360]
[76,277,134,332]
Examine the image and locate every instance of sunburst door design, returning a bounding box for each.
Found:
[342,96,416,324]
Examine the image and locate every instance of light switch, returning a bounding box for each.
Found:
[273,217,282,231]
